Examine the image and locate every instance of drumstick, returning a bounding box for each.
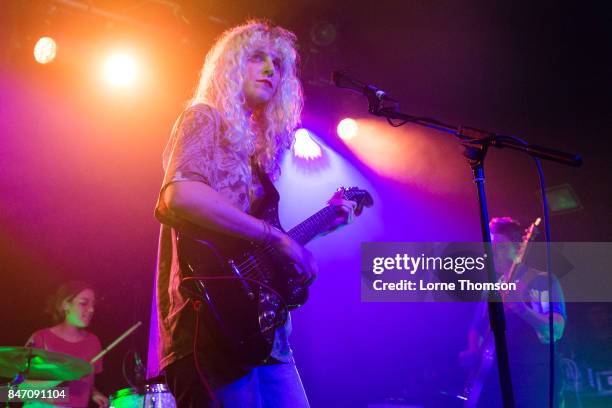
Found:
[90,321,142,364]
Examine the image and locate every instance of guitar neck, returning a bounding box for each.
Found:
[287,206,337,246]
[504,220,538,282]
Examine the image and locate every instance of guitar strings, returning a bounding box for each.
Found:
[235,206,338,278]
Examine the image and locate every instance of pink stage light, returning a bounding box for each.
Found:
[33,37,57,64]
[103,52,138,87]
[337,118,358,141]
[293,128,322,160]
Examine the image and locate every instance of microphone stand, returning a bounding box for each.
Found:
[363,89,581,408]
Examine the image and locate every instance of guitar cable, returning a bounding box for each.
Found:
[498,134,557,408]
[184,275,291,408]
[534,152,556,408]
[182,275,290,320]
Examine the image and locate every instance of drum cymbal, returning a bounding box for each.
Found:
[0,347,92,381]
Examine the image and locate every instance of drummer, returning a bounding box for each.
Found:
[22,281,108,408]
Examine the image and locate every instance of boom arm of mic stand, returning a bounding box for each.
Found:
[375,108,582,167]
[493,138,582,167]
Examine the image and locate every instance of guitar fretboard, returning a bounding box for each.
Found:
[287,206,337,246]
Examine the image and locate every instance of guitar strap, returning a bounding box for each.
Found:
[250,161,283,230]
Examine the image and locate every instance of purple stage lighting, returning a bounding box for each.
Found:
[293,128,323,160]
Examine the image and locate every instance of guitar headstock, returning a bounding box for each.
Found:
[521,217,541,243]
[337,186,374,216]
[516,217,541,261]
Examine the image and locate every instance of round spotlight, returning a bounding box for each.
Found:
[337,118,358,141]
[310,21,337,47]
[103,52,137,87]
[293,128,322,160]
[33,36,57,64]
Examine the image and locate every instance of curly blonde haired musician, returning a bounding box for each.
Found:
[151,20,354,407]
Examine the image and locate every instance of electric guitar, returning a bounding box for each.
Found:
[176,187,373,367]
[461,218,541,407]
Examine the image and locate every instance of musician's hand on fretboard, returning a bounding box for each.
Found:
[320,190,358,235]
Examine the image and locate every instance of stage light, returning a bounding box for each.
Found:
[103,52,137,87]
[293,128,322,160]
[33,37,57,64]
[337,118,358,141]
[310,21,337,47]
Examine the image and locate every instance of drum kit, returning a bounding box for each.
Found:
[108,384,176,408]
[0,347,176,407]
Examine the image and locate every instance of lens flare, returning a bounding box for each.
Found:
[293,128,322,160]
[337,118,359,141]
[33,37,57,64]
[103,52,138,87]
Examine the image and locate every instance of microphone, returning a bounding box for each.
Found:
[332,71,397,103]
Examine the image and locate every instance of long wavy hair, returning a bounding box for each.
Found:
[189,19,303,178]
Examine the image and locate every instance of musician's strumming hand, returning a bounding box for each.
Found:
[270,228,319,286]
[500,272,531,316]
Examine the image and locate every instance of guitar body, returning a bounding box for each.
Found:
[176,189,309,366]
[176,186,373,368]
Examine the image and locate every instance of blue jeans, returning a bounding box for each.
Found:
[216,363,310,407]
[165,355,310,408]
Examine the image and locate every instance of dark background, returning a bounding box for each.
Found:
[1,1,611,406]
